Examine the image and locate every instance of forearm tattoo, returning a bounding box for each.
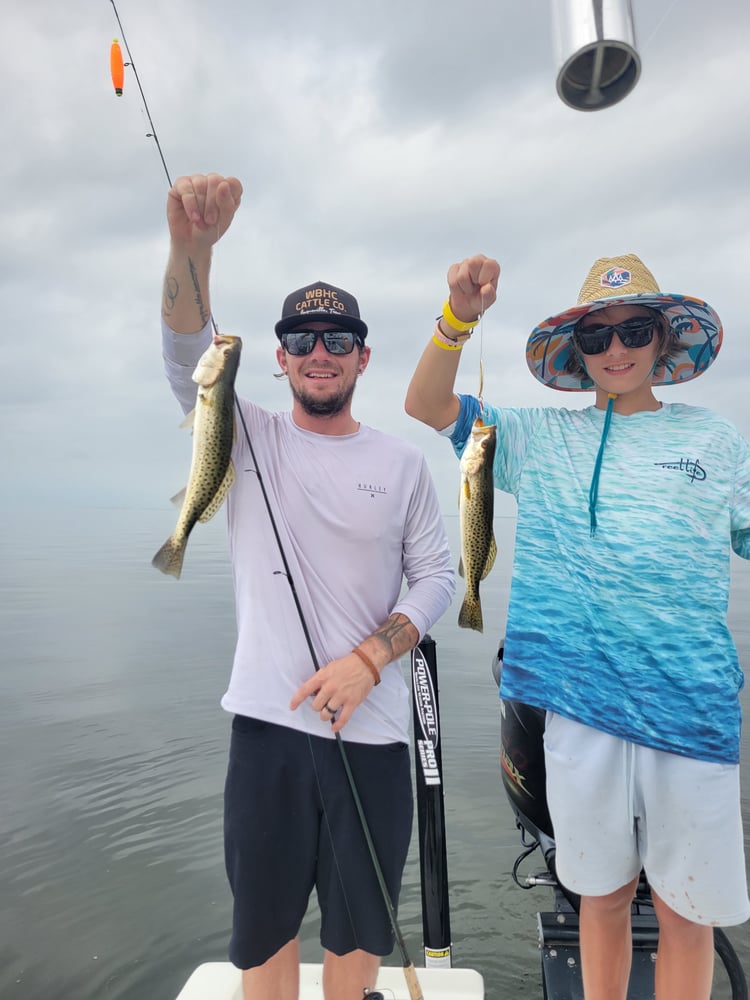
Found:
[372,613,417,661]
[162,275,178,317]
[161,258,208,328]
[188,258,209,328]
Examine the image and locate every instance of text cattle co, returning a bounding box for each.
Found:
[296,288,347,314]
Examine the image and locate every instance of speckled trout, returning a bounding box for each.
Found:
[152,334,242,578]
[458,418,497,632]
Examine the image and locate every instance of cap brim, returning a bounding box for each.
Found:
[275,312,368,339]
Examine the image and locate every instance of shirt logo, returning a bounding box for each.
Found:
[600,267,632,289]
[357,482,388,498]
[654,458,706,483]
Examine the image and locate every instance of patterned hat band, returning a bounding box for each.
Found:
[526,254,723,392]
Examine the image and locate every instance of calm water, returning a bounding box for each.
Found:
[1,508,748,999]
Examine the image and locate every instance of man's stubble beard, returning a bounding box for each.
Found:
[288,377,357,417]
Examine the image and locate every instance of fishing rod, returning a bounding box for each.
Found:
[109,5,423,995]
[109,0,172,187]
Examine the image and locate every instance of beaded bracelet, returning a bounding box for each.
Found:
[442,298,479,333]
[352,646,381,685]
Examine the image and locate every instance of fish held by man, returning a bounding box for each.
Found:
[152,334,242,578]
[458,418,497,632]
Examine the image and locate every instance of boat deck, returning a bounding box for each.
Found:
[175,962,485,999]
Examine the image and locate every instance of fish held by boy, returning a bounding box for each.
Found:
[152,334,242,578]
[458,418,497,631]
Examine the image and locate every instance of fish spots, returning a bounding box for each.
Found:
[458,420,497,632]
[152,335,242,578]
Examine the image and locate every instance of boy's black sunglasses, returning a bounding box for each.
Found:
[573,315,661,356]
[280,328,362,356]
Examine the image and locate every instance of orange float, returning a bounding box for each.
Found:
[110,39,124,96]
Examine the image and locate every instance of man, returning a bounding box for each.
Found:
[405,253,750,1000]
[161,173,455,1000]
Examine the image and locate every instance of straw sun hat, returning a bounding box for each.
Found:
[526,253,723,392]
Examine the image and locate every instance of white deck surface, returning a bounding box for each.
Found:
[175,961,485,999]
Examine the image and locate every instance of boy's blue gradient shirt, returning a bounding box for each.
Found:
[450,393,750,764]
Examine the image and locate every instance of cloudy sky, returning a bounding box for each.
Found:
[3,0,749,517]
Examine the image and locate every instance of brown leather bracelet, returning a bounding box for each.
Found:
[352,646,381,685]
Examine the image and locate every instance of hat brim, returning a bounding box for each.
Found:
[275,311,368,340]
[526,292,723,391]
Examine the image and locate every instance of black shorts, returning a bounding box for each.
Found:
[224,716,413,969]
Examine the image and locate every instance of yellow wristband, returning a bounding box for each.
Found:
[432,333,464,351]
[442,299,478,333]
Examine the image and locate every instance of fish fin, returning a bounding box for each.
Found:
[458,555,465,579]
[179,409,196,431]
[151,535,185,578]
[169,487,187,508]
[197,460,236,523]
[458,595,483,632]
[480,535,498,581]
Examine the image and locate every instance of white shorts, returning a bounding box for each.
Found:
[543,713,750,926]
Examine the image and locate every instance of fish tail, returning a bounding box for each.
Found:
[458,594,484,633]
[151,535,186,578]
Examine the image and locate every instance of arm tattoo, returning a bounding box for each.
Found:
[188,257,209,328]
[162,275,178,317]
[371,613,417,661]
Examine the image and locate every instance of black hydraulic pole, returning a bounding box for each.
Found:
[411,635,452,967]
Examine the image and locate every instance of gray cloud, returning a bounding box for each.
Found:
[1,0,749,516]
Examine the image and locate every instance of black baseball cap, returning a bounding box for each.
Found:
[274,281,368,340]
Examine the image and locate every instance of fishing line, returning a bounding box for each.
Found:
[110,6,423,994]
[477,291,485,412]
[640,0,683,51]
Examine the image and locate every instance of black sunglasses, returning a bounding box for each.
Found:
[281,328,361,356]
[573,315,660,356]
